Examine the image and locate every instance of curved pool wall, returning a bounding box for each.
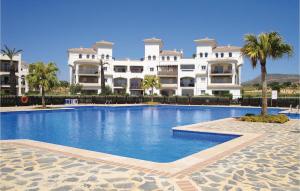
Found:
[1,105,283,162]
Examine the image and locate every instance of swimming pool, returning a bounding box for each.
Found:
[1,105,282,162]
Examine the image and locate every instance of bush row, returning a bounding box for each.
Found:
[1,96,298,107]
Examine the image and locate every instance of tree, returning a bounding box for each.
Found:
[26,62,59,108]
[142,75,161,102]
[59,80,69,88]
[268,82,281,92]
[70,83,82,95]
[1,45,22,95]
[241,32,293,115]
[99,59,109,94]
[100,85,112,95]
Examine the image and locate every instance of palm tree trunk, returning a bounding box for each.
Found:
[9,60,17,95]
[261,64,268,116]
[41,86,46,108]
[100,61,105,94]
[151,87,154,102]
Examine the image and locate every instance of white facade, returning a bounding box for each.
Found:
[0,54,29,95]
[68,38,243,98]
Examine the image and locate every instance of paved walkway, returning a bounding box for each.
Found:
[1,119,299,191]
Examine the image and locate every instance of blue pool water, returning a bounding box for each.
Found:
[1,106,283,162]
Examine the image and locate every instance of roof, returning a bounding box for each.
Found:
[160,50,182,56]
[68,48,96,54]
[194,38,217,47]
[93,40,114,47]
[213,45,241,52]
[143,38,163,44]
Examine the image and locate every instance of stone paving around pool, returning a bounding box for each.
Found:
[1,118,300,191]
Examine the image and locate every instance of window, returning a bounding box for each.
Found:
[101,54,105,59]
[215,53,218,58]
[162,56,165,61]
[86,54,90,59]
[221,53,224,57]
[174,56,177,61]
[201,77,206,82]
[200,53,203,58]
[167,56,170,61]
[148,56,151,60]
[229,52,232,57]
[103,67,107,71]
[153,56,156,60]
[106,55,109,59]
[79,54,82,59]
[150,67,154,71]
[201,90,206,95]
[104,78,108,83]
[201,65,206,70]
[205,52,208,57]
[92,55,95,59]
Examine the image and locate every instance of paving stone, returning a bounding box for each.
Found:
[139,181,158,191]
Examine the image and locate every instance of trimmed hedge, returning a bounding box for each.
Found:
[240,114,289,123]
[1,95,298,107]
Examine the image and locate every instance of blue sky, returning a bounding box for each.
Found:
[1,0,299,81]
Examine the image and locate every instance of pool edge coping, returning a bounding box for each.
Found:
[0,117,263,177]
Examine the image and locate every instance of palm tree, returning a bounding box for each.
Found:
[1,45,22,95]
[142,75,161,102]
[241,32,293,115]
[26,62,59,108]
[99,59,109,94]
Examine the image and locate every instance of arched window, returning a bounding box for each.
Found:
[86,54,90,59]
[205,52,208,57]
[153,56,156,60]
[92,55,95,59]
[229,52,232,57]
[215,53,218,58]
[148,56,151,60]
[79,54,82,59]
[200,53,203,58]
[101,54,105,59]
[162,56,165,61]
[174,56,177,61]
[106,55,109,59]
[221,53,224,57]
[167,56,170,61]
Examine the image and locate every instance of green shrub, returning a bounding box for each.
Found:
[245,113,255,116]
[240,114,289,123]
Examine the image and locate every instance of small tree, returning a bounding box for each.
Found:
[26,62,59,108]
[70,83,82,95]
[142,75,161,102]
[1,45,22,95]
[100,85,112,95]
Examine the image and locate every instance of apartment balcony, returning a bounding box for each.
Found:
[114,66,127,73]
[130,66,143,73]
[161,84,177,88]
[79,76,98,84]
[113,78,127,88]
[157,71,178,76]
[210,70,232,76]
[210,76,232,84]
[78,69,99,75]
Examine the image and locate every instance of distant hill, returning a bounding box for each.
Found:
[242,74,300,85]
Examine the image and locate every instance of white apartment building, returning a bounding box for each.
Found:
[68,38,243,98]
[0,54,29,95]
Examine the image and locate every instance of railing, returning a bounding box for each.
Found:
[130,85,142,89]
[211,70,232,74]
[211,77,232,83]
[157,71,178,75]
[78,69,98,75]
[114,83,127,87]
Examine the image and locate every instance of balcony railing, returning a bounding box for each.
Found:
[78,69,99,75]
[211,70,232,74]
[157,71,178,76]
[130,84,142,89]
[211,77,232,83]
